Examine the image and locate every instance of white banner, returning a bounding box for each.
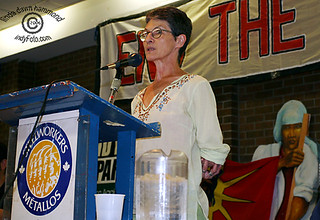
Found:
[11,110,79,219]
[99,0,320,100]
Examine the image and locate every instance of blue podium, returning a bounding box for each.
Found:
[0,81,160,220]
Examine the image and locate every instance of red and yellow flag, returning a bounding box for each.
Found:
[206,156,279,220]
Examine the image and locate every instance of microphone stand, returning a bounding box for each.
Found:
[104,53,142,104]
[108,67,123,104]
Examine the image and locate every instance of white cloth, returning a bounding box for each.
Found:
[252,143,318,220]
[131,74,230,219]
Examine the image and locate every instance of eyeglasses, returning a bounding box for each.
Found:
[138,27,174,42]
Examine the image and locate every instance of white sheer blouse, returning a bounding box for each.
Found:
[131,74,230,219]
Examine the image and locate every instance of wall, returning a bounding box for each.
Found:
[34,46,99,92]
[214,64,320,162]
[0,46,319,163]
[0,45,98,146]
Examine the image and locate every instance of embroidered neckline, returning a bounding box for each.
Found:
[133,74,195,122]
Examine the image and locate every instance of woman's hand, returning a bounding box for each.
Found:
[201,157,222,179]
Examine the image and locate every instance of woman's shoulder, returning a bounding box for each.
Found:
[181,74,209,87]
[185,73,206,81]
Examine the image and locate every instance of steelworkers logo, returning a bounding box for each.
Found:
[17,122,72,215]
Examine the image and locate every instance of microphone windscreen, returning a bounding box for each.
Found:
[127,53,142,67]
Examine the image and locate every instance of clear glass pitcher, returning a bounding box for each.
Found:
[135,149,188,220]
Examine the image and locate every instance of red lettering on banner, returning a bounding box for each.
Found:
[209,0,305,63]
[116,31,136,85]
[271,0,305,54]
[209,1,236,64]
[239,0,269,60]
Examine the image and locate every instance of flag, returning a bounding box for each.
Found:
[204,156,279,220]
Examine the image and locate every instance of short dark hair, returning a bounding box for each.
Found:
[146,6,192,60]
[0,142,7,161]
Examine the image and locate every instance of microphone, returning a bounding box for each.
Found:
[101,53,142,70]
[107,53,142,104]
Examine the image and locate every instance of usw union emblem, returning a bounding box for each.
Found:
[17,122,72,216]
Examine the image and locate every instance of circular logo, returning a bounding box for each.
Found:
[17,123,72,216]
[22,12,43,34]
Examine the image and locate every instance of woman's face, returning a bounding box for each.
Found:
[142,19,179,62]
[281,123,302,150]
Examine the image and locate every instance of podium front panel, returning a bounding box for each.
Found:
[10,110,79,219]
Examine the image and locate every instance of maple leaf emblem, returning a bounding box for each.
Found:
[19,165,25,174]
[63,161,70,172]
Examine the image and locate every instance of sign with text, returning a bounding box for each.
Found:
[99,0,320,100]
[97,141,117,194]
[11,110,79,219]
